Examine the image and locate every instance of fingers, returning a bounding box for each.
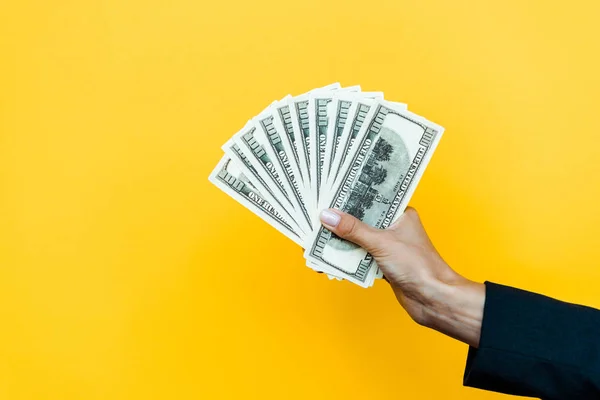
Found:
[319,209,385,254]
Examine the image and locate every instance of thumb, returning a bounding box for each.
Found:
[319,209,385,254]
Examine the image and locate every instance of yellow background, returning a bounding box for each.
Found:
[1,0,599,398]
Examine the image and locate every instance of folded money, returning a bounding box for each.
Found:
[209,84,444,288]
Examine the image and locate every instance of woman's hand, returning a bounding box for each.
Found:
[319,207,486,347]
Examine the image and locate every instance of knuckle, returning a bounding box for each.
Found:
[404,207,421,225]
[405,206,418,218]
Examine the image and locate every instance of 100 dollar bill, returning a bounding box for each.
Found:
[287,84,342,210]
[320,92,390,210]
[209,155,304,247]
[305,101,444,287]
[230,121,312,234]
[308,87,360,212]
[255,108,313,231]
[222,122,305,235]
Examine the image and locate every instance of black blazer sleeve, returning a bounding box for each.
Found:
[463,282,600,399]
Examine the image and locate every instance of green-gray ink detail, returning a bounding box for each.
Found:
[309,105,438,282]
[295,100,311,185]
[327,100,351,181]
[332,102,371,184]
[240,129,289,199]
[315,97,331,202]
[275,104,302,182]
[215,159,301,240]
[229,142,290,216]
[258,116,311,226]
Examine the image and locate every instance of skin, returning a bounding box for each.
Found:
[319,207,486,348]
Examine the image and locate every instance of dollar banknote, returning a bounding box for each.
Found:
[211,84,444,288]
[305,101,443,287]
[222,123,306,235]
[272,96,306,186]
[321,96,352,188]
[231,121,312,234]
[286,84,341,196]
[209,155,304,247]
[326,98,378,192]
[308,87,360,214]
[319,92,391,210]
[254,108,313,231]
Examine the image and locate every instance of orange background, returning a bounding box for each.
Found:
[1,0,600,399]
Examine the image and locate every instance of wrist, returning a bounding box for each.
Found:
[418,276,486,348]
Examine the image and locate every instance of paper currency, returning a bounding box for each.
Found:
[254,109,313,231]
[305,102,443,287]
[308,86,360,216]
[210,84,444,288]
[209,155,304,247]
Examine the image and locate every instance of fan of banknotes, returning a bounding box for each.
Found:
[209,83,444,288]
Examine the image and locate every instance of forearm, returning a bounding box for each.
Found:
[418,278,486,348]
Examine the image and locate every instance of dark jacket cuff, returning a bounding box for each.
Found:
[463,281,600,399]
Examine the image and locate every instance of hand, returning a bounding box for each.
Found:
[319,207,485,348]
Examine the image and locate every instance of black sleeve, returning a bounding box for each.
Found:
[463,282,600,400]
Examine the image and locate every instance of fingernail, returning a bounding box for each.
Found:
[320,209,341,227]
